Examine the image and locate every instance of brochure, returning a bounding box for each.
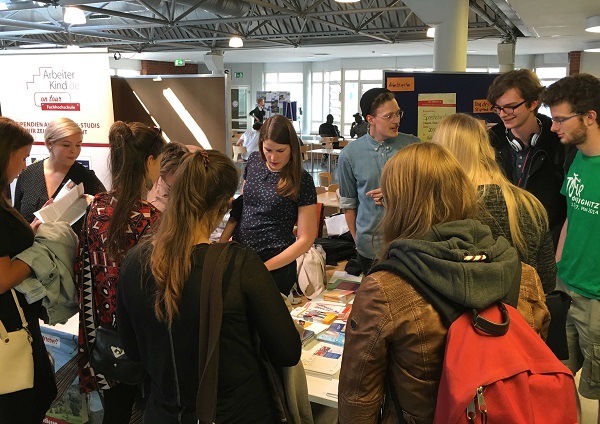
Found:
[34,180,93,225]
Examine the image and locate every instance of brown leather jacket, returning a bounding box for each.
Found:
[338,263,549,424]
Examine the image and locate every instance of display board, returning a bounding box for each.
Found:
[384,71,502,140]
[0,49,114,188]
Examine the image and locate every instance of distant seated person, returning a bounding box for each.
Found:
[249,97,266,123]
[350,112,368,138]
[236,122,262,160]
[319,114,341,148]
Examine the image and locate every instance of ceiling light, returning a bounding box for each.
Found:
[0,3,7,10]
[64,7,86,25]
[426,27,435,38]
[19,43,60,49]
[586,16,600,33]
[584,41,600,53]
[229,35,243,48]
[335,0,360,3]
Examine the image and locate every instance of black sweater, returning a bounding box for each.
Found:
[117,242,301,424]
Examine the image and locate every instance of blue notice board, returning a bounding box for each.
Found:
[384,71,503,137]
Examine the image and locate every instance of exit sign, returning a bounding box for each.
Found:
[174,59,185,67]
[234,72,244,78]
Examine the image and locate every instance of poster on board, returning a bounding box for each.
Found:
[257,91,291,120]
[0,48,114,188]
[417,93,456,141]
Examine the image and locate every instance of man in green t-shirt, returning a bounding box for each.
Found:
[543,73,600,419]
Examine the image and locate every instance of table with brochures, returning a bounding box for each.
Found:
[292,271,364,408]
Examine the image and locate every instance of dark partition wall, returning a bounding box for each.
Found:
[384,71,502,137]
[111,75,227,154]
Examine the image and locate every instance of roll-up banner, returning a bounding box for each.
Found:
[0,48,114,190]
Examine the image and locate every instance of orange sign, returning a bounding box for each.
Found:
[387,77,415,92]
[473,99,493,113]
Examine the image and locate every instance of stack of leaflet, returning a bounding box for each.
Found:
[301,342,343,378]
[296,321,330,346]
[316,322,346,346]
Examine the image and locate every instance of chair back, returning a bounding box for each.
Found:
[315,186,327,194]
[327,183,339,192]
[232,146,247,162]
[318,172,332,187]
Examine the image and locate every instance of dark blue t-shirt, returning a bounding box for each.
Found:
[234,152,316,261]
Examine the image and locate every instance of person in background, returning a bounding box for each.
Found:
[230,115,317,296]
[76,121,165,424]
[542,73,600,422]
[319,114,341,139]
[487,69,569,248]
[431,113,556,292]
[147,141,200,212]
[14,117,106,235]
[350,112,368,138]
[249,97,266,123]
[339,143,549,423]
[337,88,419,275]
[117,150,301,424]
[0,117,57,423]
[236,121,262,160]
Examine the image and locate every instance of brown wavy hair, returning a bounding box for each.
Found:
[150,150,238,325]
[258,115,303,199]
[106,121,165,261]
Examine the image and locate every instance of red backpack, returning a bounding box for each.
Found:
[433,302,578,424]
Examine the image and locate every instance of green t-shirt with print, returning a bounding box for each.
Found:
[558,151,600,299]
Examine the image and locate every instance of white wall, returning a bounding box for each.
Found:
[581,53,600,77]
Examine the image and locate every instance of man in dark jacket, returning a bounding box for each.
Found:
[487,69,570,248]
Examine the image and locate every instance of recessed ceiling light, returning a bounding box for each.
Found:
[426,27,435,38]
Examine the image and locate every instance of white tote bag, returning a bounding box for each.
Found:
[296,245,326,299]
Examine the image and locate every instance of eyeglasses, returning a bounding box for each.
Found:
[374,110,404,120]
[491,100,526,115]
[551,113,582,125]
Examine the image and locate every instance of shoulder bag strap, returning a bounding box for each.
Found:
[196,242,233,424]
[0,289,30,341]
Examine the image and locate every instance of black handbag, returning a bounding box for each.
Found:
[90,325,145,385]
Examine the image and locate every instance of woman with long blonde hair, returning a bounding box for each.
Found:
[117,150,301,423]
[431,113,556,292]
[339,143,550,422]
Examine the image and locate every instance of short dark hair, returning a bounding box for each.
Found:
[487,69,543,112]
[253,122,263,131]
[542,73,600,126]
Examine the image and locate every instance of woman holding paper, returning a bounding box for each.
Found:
[0,117,57,422]
[76,121,165,423]
[14,117,105,235]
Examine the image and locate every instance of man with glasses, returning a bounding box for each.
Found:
[542,73,600,423]
[338,88,419,275]
[487,69,569,247]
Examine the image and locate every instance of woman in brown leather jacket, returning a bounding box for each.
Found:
[338,143,549,424]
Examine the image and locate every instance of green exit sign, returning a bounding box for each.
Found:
[174,59,185,67]
[234,72,244,78]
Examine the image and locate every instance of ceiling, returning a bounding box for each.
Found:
[0,0,599,64]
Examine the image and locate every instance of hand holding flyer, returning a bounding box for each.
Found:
[34,180,93,225]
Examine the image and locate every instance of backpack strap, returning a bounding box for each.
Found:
[471,302,510,336]
[196,242,233,424]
